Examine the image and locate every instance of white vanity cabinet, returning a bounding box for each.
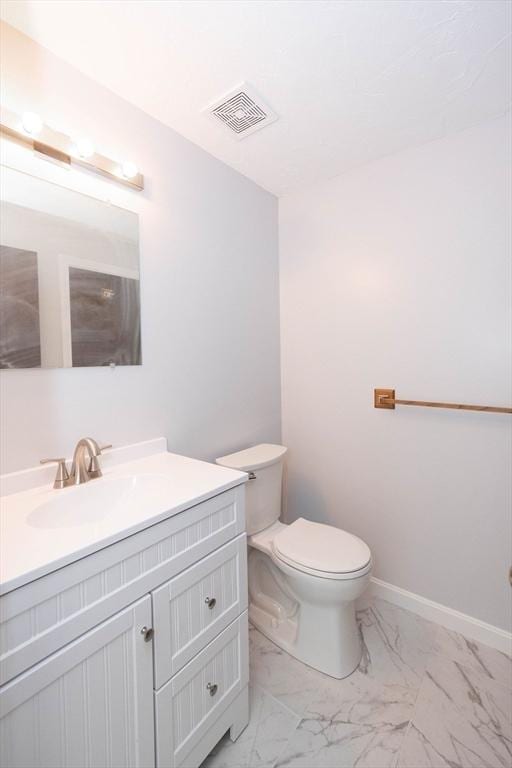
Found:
[0,475,249,768]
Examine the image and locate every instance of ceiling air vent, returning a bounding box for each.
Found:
[206,83,278,139]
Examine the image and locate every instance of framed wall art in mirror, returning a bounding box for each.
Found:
[0,165,141,369]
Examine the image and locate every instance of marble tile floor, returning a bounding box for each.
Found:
[201,596,511,768]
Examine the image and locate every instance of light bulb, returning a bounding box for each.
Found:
[75,138,95,159]
[121,161,138,179]
[22,111,43,136]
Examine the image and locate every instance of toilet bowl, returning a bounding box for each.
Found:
[216,444,372,679]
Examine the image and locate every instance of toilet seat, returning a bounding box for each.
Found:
[272,518,372,580]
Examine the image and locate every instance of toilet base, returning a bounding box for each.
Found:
[249,599,363,679]
[248,547,370,679]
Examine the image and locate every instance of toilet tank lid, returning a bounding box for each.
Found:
[216,444,287,471]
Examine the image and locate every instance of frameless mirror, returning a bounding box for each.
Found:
[0,166,141,368]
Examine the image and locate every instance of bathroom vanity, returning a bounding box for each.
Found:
[0,439,249,768]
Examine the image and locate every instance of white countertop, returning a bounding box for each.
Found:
[0,449,247,595]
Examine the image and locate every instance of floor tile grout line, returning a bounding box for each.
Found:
[269,709,303,768]
[249,678,313,721]
[242,681,303,768]
[394,716,414,768]
[271,715,305,768]
[392,636,511,768]
[394,658,433,767]
[246,693,266,768]
[429,624,512,694]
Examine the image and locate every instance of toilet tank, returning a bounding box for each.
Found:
[216,444,288,535]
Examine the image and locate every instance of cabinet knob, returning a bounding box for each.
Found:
[206,682,218,697]
[140,626,154,642]
[205,597,216,610]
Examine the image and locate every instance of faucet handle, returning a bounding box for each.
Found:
[40,458,70,489]
[87,445,111,479]
[87,455,102,478]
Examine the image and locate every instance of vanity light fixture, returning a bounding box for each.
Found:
[121,160,138,179]
[74,137,95,159]
[21,111,43,136]
[0,105,144,191]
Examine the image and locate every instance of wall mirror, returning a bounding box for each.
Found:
[0,165,141,369]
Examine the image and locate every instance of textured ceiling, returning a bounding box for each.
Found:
[1,0,511,195]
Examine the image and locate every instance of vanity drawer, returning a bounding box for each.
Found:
[155,611,248,768]
[0,485,245,686]
[153,534,247,688]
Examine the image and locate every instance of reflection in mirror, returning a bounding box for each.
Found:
[0,166,141,369]
[0,245,41,367]
[69,267,141,367]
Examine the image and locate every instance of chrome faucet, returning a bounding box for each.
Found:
[41,438,111,489]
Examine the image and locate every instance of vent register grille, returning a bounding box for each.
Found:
[207,83,277,139]
[212,91,266,134]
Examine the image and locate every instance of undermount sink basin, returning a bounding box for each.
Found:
[27,474,174,529]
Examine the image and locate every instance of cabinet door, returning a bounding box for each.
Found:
[0,596,154,768]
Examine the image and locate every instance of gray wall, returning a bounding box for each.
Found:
[279,116,511,631]
[0,23,281,472]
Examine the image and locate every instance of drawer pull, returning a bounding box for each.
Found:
[206,682,218,697]
[140,626,154,642]
[205,596,217,609]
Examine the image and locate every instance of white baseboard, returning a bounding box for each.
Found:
[369,577,512,655]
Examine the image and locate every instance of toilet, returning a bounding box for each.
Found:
[216,443,372,679]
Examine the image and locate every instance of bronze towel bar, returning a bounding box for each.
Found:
[374,389,512,415]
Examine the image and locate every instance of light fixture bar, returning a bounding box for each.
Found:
[0,106,144,191]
